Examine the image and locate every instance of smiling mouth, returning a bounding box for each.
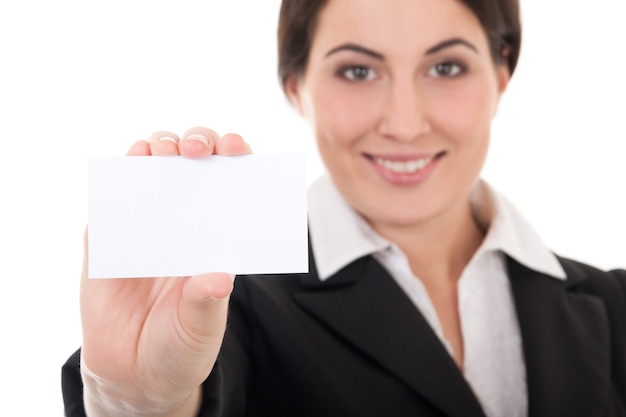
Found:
[365,152,445,174]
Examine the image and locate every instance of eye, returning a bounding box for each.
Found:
[428,61,465,78]
[341,65,377,82]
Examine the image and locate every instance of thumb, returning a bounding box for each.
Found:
[178,272,235,344]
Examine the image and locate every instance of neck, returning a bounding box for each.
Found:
[369,198,484,285]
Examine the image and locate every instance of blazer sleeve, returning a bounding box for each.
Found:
[61,349,87,417]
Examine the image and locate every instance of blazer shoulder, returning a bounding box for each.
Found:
[556,255,626,340]
[557,255,626,296]
[608,268,626,294]
[556,256,626,406]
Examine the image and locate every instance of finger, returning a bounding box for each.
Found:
[126,140,151,156]
[215,133,253,156]
[148,131,181,156]
[178,127,219,158]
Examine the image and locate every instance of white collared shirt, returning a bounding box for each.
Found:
[307,174,566,417]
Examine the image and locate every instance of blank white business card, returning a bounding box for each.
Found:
[88,154,308,278]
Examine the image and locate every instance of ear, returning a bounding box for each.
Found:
[491,49,512,118]
[285,75,305,116]
[496,47,512,94]
[496,64,510,96]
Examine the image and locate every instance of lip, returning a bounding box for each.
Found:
[364,151,445,186]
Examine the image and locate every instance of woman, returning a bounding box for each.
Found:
[62,0,626,416]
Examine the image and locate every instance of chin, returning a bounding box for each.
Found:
[359,205,436,231]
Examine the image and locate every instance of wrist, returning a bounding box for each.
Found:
[81,355,201,417]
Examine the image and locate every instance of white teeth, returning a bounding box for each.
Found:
[373,156,434,173]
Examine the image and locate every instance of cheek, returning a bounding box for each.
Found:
[428,81,496,147]
[309,84,380,149]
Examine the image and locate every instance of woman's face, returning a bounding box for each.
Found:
[287,0,510,232]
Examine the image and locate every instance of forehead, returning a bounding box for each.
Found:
[311,0,487,56]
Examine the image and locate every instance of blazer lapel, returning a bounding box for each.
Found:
[507,256,611,417]
[295,252,486,417]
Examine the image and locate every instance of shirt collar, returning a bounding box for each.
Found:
[308,174,566,281]
[469,181,566,279]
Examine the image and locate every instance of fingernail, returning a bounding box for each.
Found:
[182,134,210,146]
[159,135,178,143]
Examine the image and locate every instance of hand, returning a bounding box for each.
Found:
[80,127,252,416]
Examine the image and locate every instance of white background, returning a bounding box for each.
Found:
[0,0,624,414]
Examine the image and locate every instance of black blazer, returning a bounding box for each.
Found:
[63,251,626,417]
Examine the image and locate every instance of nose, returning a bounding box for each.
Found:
[377,76,431,142]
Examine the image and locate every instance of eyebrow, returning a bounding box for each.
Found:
[325,44,384,60]
[425,38,478,55]
[324,38,478,60]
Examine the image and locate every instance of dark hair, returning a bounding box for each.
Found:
[277,0,521,89]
